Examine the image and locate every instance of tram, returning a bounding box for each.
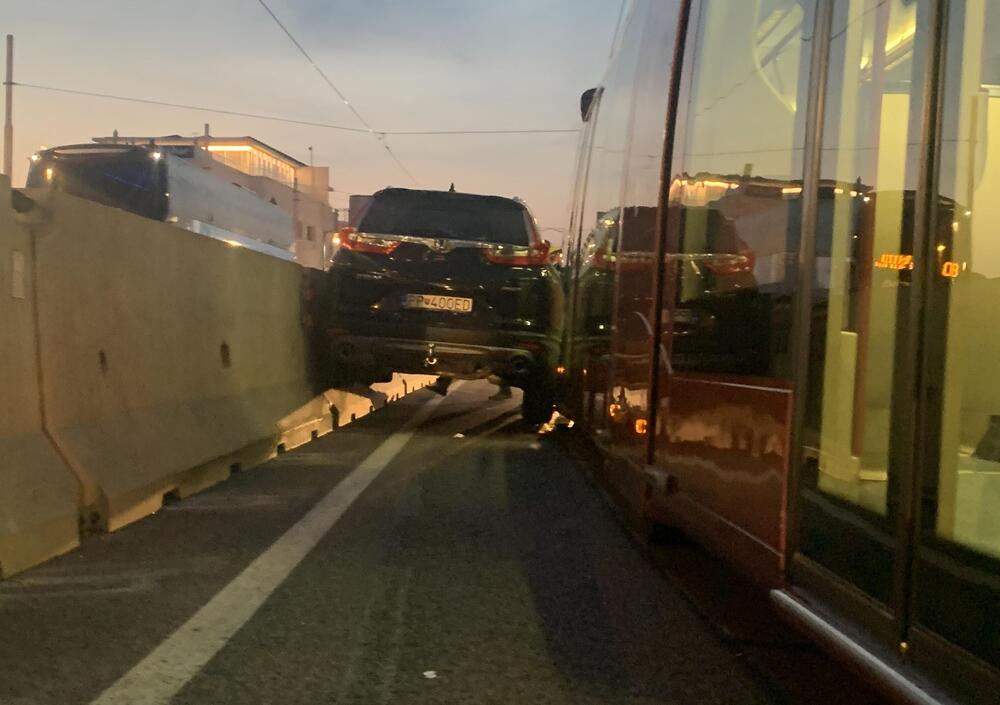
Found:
[560,1,1000,703]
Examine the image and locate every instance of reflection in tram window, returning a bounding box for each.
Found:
[663,0,812,380]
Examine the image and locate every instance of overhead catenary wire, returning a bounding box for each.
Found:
[13,82,371,133]
[254,0,373,133]
[386,128,578,136]
[253,0,420,185]
[13,82,579,137]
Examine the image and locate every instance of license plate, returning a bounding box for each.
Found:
[402,293,474,313]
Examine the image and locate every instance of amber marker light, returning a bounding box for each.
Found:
[874,253,914,270]
[941,261,960,278]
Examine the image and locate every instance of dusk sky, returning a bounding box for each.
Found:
[4,0,624,241]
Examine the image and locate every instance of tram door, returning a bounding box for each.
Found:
[795,0,932,636]
[796,0,1000,692]
[909,0,1000,690]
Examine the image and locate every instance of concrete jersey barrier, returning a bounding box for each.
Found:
[0,176,79,577]
[22,186,325,531]
[0,183,436,578]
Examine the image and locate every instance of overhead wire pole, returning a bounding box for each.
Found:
[3,35,13,178]
[254,0,421,187]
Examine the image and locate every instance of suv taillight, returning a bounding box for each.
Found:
[337,227,400,255]
[483,240,550,267]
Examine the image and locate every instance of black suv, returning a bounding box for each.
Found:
[317,187,562,423]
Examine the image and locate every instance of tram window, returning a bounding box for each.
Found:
[912,0,1000,673]
[803,0,925,517]
[927,0,1000,563]
[664,0,814,379]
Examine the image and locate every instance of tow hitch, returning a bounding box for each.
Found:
[424,342,438,367]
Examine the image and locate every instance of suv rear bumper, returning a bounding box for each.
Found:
[328,330,556,382]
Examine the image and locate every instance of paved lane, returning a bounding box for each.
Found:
[0,382,837,704]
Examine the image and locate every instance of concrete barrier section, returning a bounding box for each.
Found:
[324,374,436,427]
[22,188,324,531]
[0,177,79,577]
[0,184,435,576]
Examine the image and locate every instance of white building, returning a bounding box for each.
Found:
[93,130,336,269]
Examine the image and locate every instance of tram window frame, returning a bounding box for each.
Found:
[564,0,646,432]
[604,0,684,461]
[790,0,934,612]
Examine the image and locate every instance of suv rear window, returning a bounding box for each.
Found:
[358,190,531,245]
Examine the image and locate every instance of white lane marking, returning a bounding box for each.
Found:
[377,566,414,705]
[90,391,450,705]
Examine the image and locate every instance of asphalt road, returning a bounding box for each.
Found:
[0,382,881,705]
